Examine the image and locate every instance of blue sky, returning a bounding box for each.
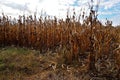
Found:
[0,0,120,26]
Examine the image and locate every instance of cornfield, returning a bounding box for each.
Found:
[0,9,120,79]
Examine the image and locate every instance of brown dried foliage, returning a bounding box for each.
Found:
[0,12,120,76]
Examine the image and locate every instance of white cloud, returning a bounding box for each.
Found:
[100,0,120,10]
[0,0,120,25]
[110,15,120,26]
[0,0,92,17]
[38,0,59,16]
[59,0,76,6]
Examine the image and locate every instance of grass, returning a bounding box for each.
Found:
[0,46,76,80]
[0,46,42,79]
[0,45,119,80]
[0,46,88,80]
